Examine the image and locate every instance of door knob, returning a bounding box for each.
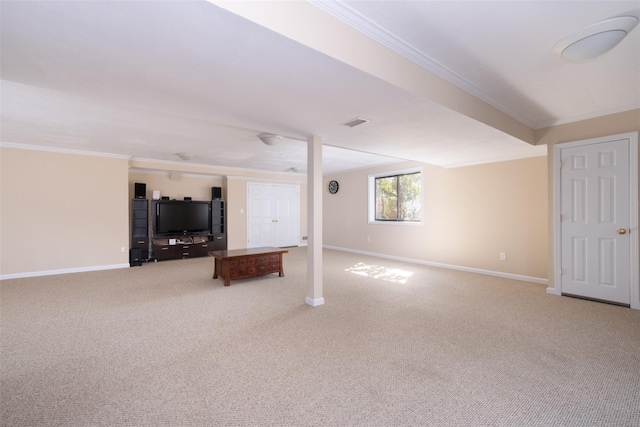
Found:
[617,228,627,235]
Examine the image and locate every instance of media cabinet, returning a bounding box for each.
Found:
[153,235,227,261]
[130,196,227,264]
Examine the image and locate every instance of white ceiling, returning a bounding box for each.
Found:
[1,1,638,174]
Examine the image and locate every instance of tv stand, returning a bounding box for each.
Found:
[152,234,226,261]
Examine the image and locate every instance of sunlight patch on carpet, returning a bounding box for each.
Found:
[345,262,413,284]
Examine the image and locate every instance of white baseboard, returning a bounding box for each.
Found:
[0,263,130,280]
[305,296,325,307]
[324,245,548,285]
[546,287,560,295]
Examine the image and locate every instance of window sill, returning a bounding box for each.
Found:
[368,220,422,226]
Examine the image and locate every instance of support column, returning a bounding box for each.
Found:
[306,135,324,307]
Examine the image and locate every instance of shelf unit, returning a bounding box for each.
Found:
[212,200,225,234]
[130,199,149,265]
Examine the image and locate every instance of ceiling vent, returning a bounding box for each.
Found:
[342,117,371,128]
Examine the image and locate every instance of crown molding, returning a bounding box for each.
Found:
[535,103,640,129]
[129,156,307,181]
[309,0,538,129]
[442,147,547,169]
[0,142,130,159]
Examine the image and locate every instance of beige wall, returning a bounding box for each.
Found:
[128,171,224,202]
[324,156,549,280]
[0,148,129,277]
[226,177,247,249]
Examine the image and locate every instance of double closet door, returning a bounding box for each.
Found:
[247,183,299,248]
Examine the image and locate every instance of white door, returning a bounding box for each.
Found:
[273,185,300,248]
[247,184,276,248]
[247,183,299,248]
[559,137,632,305]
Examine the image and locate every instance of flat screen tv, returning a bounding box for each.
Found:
[154,200,211,236]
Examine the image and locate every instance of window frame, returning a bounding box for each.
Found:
[368,167,423,225]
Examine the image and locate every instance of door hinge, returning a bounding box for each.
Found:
[560,268,563,276]
[559,160,562,169]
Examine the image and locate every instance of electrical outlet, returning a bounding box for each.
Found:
[499,252,506,261]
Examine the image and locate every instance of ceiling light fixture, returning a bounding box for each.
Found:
[176,152,194,161]
[258,133,282,146]
[554,15,639,61]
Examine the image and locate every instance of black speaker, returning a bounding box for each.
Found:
[134,183,146,199]
[212,186,222,200]
[129,248,142,267]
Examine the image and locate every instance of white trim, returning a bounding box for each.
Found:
[305,297,325,307]
[368,166,422,179]
[535,104,640,129]
[546,286,561,296]
[442,149,547,169]
[227,175,306,184]
[325,245,548,285]
[0,263,130,280]
[0,142,130,159]
[367,220,422,227]
[130,159,307,182]
[551,141,563,298]
[629,135,639,310]
[552,132,639,309]
[128,167,227,180]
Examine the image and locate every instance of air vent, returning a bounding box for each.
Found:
[342,117,370,128]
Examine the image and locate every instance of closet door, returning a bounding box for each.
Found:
[273,185,299,248]
[247,184,276,248]
[247,183,299,248]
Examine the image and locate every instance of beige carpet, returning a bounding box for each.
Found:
[1,247,639,426]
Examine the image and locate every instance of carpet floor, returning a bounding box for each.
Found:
[2,247,639,426]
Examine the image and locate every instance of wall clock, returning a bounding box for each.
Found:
[328,180,339,194]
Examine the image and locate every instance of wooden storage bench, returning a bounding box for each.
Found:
[209,247,288,286]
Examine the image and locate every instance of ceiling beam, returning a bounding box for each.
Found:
[211,0,536,145]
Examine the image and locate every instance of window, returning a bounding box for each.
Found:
[369,169,422,223]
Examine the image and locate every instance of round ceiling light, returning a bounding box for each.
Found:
[554,15,638,61]
[258,133,282,146]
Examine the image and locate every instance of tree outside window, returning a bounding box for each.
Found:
[375,172,421,221]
